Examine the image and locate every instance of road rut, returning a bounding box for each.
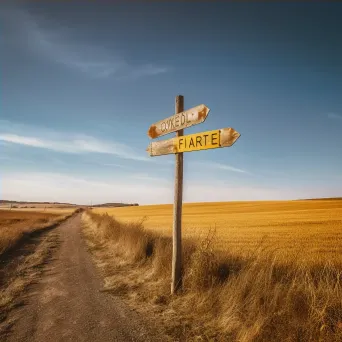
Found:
[4,214,164,342]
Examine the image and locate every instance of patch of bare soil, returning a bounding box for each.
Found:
[0,223,61,333]
[1,214,167,342]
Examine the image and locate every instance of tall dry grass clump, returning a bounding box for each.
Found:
[83,211,342,341]
[84,212,155,262]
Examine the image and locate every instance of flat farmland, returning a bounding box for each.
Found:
[0,204,76,215]
[0,209,72,256]
[0,208,76,215]
[93,199,342,265]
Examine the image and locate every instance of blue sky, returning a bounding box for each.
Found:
[1,2,341,204]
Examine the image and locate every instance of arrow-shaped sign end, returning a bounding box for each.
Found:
[147,125,158,139]
[220,128,241,147]
[198,105,210,123]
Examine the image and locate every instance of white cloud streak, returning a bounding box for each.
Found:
[193,161,250,174]
[0,133,149,162]
[1,6,168,79]
[0,134,48,148]
[129,173,170,183]
[0,120,176,167]
[210,162,249,174]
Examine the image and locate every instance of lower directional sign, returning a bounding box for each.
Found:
[146,127,240,157]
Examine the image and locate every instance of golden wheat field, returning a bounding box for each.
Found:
[0,209,73,256]
[93,199,342,264]
[3,208,75,214]
[0,205,76,215]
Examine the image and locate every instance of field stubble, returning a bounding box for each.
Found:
[94,200,342,266]
[85,200,342,341]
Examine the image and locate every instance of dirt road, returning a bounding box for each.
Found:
[3,214,165,342]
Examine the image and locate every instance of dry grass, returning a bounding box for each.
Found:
[0,231,60,331]
[85,200,342,341]
[93,200,342,266]
[0,209,74,256]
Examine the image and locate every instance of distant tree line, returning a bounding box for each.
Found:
[90,203,139,208]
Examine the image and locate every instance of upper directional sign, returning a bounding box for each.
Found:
[147,104,210,139]
[147,127,240,157]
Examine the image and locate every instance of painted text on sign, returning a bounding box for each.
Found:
[177,130,220,152]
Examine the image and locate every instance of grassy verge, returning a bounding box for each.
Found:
[83,211,342,341]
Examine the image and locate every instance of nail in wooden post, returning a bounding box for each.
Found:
[171,95,184,294]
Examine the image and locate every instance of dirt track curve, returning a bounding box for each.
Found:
[3,214,165,342]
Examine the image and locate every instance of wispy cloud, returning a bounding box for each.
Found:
[129,173,171,183]
[0,120,177,167]
[1,6,168,79]
[100,163,127,168]
[122,64,170,81]
[328,113,342,121]
[0,133,149,162]
[0,134,48,148]
[193,161,250,174]
[211,162,249,174]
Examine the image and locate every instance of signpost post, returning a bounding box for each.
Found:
[172,95,184,294]
[146,95,241,294]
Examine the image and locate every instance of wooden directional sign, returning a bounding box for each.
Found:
[147,104,210,139]
[146,95,242,295]
[147,127,240,157]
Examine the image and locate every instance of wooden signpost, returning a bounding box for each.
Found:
[146,95,241,294]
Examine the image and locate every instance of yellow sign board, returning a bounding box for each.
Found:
[176,130,220,153]
[146,127,240,157]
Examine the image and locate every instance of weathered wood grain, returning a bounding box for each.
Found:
[171,95,184,295]
[146,127,241,157]
[147,104,210,139]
